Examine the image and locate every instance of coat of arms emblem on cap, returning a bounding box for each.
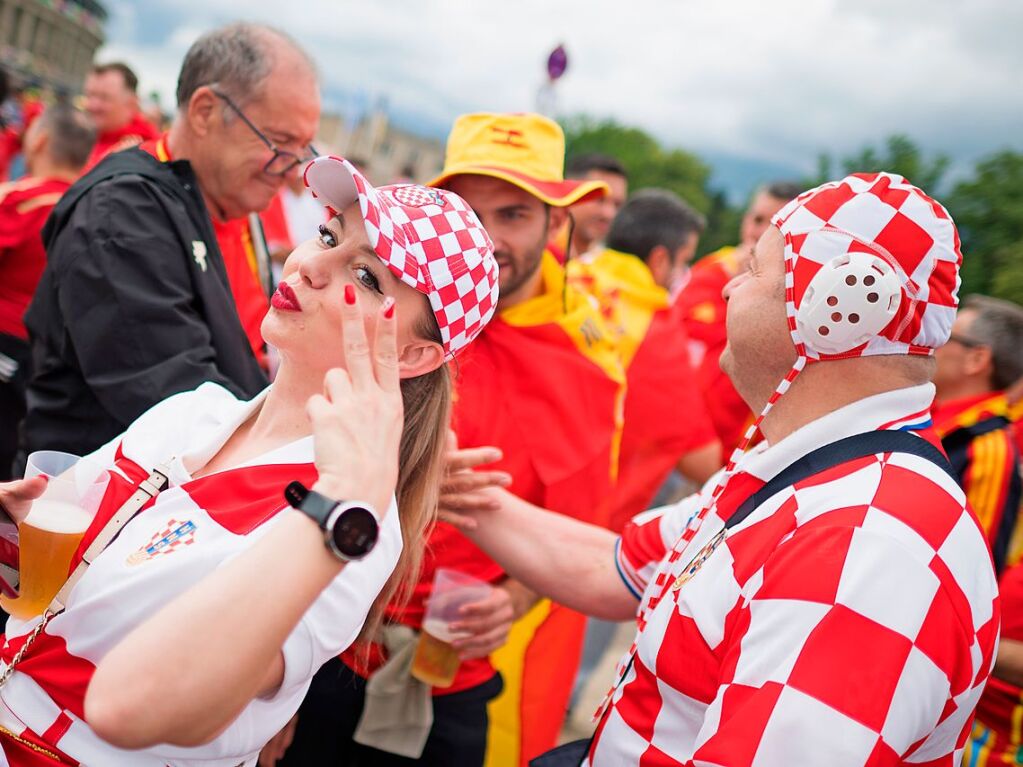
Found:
[391,185,446,208]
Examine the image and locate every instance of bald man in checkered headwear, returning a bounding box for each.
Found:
[444,173,999,767]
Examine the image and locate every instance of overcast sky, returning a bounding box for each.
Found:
[98,0,1022,197]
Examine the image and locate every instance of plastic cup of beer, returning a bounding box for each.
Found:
[0,451,108,620]
[410,569,493,688]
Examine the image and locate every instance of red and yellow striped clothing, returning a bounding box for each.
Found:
[675,246,752,456]
[932,391,1022,572]
[568,248,717,530]
[967,562,1023,765]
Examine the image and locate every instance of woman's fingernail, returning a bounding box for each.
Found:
[344,284,355,305]
[382,296,395,319]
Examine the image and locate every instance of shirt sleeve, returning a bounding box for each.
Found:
[616,492,704,599]
[50,179,255,429]
[687,525,984,766]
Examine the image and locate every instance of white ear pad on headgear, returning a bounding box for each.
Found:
[795,252,902,355]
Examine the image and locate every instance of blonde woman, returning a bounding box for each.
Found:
[0,156,498,767]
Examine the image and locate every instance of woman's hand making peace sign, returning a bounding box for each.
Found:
[306,288,403,515]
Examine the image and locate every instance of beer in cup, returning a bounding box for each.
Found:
[411,568,493,688]
[0,452,108,620]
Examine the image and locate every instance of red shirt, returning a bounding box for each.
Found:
[0,177,71,339]
[676,247,751,456]
[569,249,718,530]
[83,113,160,172]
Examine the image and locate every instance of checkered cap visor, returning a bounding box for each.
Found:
[304,155,499,358]
[773,172,962,361]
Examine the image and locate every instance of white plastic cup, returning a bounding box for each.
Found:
[411,568,494,688]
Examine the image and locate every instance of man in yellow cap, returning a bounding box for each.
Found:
[278,113,625,767]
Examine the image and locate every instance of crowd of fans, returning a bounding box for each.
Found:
[1,19,1022,767]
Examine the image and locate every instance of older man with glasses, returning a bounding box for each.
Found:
[932,293,1023,574]
[18,22,320,468]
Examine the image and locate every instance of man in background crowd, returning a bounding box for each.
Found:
[280,112,621,767]
[677,180,801,456]
[569,188,720,528]
[0,73,44,182]
[550,153,628,262]
[82,62,159,171]
[0,104,94,478]
[21,22,318,462]
[932,294,1023,572]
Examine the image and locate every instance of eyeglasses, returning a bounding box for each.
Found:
[211,89,318,176]
[948,333,987,349]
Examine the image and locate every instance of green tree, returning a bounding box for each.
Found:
[562,116,733,254]
[945,150,1023,303]
[811,135,950,191]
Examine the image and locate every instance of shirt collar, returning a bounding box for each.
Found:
[168,386,313,484]
[735,383,936,481]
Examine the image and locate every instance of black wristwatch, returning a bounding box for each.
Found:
[284,481,380,562]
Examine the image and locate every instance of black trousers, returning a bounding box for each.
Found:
[0,334,29,482]
[278,658,504,767]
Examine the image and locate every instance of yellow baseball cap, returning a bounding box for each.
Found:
[428,113,608,207]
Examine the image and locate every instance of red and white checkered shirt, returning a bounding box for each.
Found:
[589,384,999,766]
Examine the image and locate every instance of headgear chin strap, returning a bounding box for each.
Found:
[695,172,963,529]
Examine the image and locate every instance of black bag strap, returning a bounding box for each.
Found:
[940,414,1012,454]
[727,429,956,531]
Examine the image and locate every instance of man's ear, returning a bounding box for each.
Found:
[965,345,994,380]
[397,340,445,379]
[646,244,671,285]
[186,86,219,137]
[24,126,48,158]
[548,206,569,235]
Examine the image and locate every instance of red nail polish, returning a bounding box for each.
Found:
[344,284,355,305]
[383,297,395,319]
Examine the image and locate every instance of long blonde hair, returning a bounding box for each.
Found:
[357,313,451,645]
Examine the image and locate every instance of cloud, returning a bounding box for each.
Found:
[96,0,1022,178]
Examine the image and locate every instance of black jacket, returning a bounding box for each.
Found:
[22,148,268,457]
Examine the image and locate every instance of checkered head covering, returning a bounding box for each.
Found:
[711,172,963,513]
[304,155,499,358]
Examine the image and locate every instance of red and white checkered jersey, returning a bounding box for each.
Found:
[589,384,999,766]
[0,383,402,767]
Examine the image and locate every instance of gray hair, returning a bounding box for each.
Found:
[175,22,315,109]
[606,188,706,262]
[963,294,1023,390]
[36,103,96,170]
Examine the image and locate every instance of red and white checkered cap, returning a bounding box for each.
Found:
[303,155,499,358]
[774,171,962,362]
[705,173,963,530]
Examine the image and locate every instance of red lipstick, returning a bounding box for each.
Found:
[271,282,302,312]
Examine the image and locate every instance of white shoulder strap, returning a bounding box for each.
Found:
[48,464,171,613]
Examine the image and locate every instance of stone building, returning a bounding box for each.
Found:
[1,0,106,92]
[317,106,444,186]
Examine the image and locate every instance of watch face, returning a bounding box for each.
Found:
[330,506,379,559]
